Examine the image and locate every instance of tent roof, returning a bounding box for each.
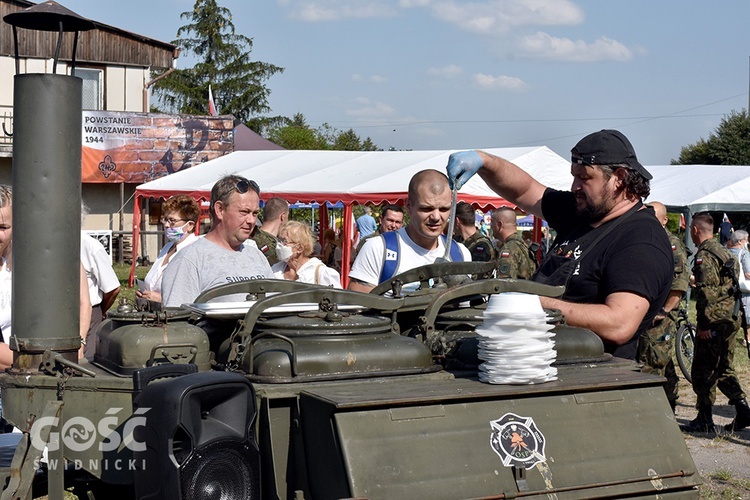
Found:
[233,123,285,151]
[646,165,750,213]
[136,148,750,214]
[136,146,571,209]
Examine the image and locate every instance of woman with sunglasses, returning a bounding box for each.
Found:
[137,195,201,303]
[272,221,342,288]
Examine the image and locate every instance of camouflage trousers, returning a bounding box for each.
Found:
[692,321,747,408]
[637,319,679,405]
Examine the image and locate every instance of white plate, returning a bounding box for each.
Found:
[485,292,544,315]
[479,373,558,385]
[477,351,556,363]
[476,327,555,339]
[482,312,549,322]
[477,331,555,342]
[184,301,366,319]
[478,338,555,350]
[479,363,557,377]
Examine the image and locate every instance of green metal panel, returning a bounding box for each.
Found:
[94,318,211,376]
[300,369,700,499]
[0,368,136,484]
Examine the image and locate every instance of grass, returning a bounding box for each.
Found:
[110,263,151,313]
[712,469,733,482]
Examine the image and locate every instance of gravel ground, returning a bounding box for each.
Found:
[673,344,750,498]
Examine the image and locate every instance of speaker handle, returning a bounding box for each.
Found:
[132,364,198,401]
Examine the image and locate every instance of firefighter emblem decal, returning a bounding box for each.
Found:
[490,413,547,469]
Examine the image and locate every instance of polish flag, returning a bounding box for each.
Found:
[208,85,218,116]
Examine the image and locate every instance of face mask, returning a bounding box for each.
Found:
[276,243,294,262]
[165,223,188,243]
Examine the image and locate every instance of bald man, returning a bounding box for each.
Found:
[491,207,537,279]
[636,202,689,412]
[348,169,471,293]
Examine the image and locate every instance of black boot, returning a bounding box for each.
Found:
[681,406,716,433]
[724,399,750,431]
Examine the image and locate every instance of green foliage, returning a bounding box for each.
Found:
[665,212,683,235]
[673,109,750,165]
[267,113,328,149]
[268,113,380,151]
[152,0,284,125]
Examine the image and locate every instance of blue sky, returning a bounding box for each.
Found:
[62,0,750,165]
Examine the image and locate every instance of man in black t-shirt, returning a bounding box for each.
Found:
[446,130,673,359]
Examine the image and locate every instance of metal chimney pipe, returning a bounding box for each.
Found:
[10,73,82,368]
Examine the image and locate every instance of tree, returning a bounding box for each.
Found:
[267,113,380,151]
[152,0,284,130]
[673,109,750,165]
[267,114,328,150]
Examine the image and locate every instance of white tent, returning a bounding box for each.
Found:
[133,146,571,285]
[647,165,750,213]
[135,146,571,206]
[133,146,750,285]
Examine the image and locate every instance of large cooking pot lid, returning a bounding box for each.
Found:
[107,307,192,324]
[257,310,392,336]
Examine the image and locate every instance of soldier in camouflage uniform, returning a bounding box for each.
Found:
[491,207,536,279]
[682,212,750,433]
[252,197,289,266]
[453,202,495,278]
[637,202,689,412]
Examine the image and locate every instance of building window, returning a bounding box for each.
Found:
[74,68,103,110]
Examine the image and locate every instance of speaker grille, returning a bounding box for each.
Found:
[180,440,260,500]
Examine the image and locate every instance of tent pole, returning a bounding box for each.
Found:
[532,216,543,262]
[341,204,353,288]
[118,182,124,265]
[319,204,329,247]
[128,194,141,287]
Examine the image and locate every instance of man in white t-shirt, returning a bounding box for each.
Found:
[81,232,121,359]
[348,169,470,293]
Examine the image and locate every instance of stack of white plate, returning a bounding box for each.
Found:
[476,292,557,384]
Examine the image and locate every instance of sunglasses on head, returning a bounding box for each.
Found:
[235,179,259,194]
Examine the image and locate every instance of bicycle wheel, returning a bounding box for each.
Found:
[675,323,695,384]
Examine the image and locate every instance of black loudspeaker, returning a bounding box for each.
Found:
[132,367,260,500]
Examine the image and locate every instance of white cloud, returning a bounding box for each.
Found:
[352,74,388,83]
[426,0,584,35]
[427,64,464,78]
[473,73,527,91]
[399,0,433,7]
[346,97,396,118]
[517,31,633,62]
[280,0,397,21]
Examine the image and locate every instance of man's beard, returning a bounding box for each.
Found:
[576,187,615,224]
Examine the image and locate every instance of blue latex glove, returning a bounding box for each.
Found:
[446,150,483,190]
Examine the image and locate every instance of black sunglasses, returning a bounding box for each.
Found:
[235,179,259,194]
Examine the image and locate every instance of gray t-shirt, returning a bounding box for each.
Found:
[161,237,274,307]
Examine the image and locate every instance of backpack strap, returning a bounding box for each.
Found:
[702,247,737,282]
[379,231,401,284]
[379,232,464,284]
[440,234,465,262]
[314,264,323,285]
[527,242,540,268]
